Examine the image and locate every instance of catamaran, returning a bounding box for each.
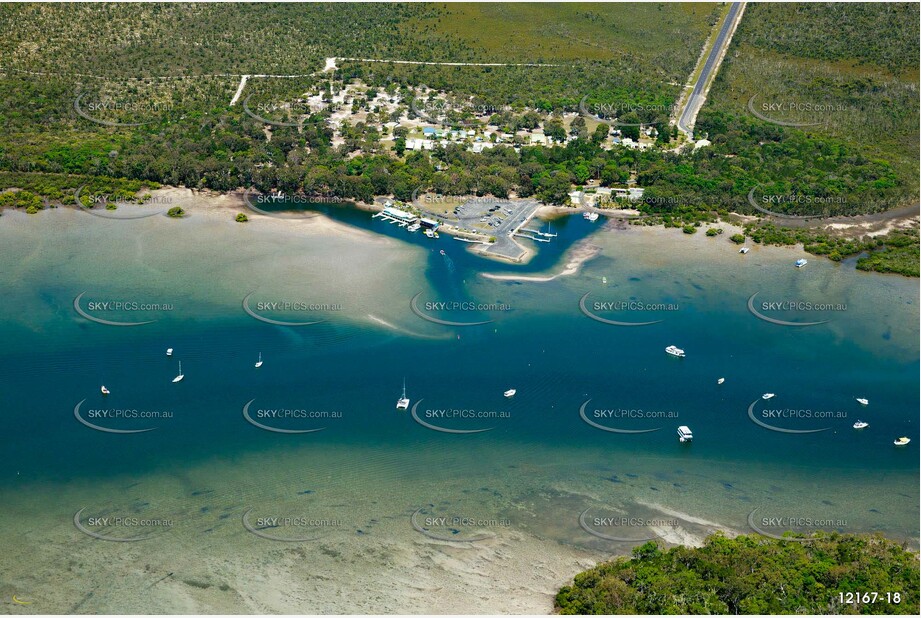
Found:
[100,385,110,395]
[396,379,409,410]
[504,389,516,398]
[853,420,869,429]
[255,353,263,368]
[665,345,685,358]
[172,361,184,383]
[677,425,693,443]
[856,397,869,405]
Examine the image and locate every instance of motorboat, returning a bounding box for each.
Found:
[795,258,808,268]
[894,437,910,446]
[853,420,869,429]
[856,398,869,406]
[504,389,516,398]
[255,352,263,368]
[665,345,685,358]
[100,385,110,395]
[762,393,775,400]
[677,425,693,443]
[583,212,599,222]
[739,247,750,254]
[717,377,725,385]
[166,348,173,356]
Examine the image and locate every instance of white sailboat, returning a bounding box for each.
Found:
[255,353,263,368]
[172,361,184,383]
[396,378,410,410]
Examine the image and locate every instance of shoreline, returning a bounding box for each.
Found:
[4,184,918,274]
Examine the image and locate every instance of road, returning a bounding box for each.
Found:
[676,2,744,136]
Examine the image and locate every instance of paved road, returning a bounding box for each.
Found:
[677,2,743,135]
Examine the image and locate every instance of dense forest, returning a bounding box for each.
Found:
[556,533,920,615]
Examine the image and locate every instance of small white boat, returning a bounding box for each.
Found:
[100,385,110,395]
[894,437,910,446]
[717,377,725,385]
[795,258,808,268]
[856,398,868,406]
[665,345,685,358]
[739,247,750,254]
[762,393,775,400]
[166,348,173,357]
[172,361,184,383]
[853,420,869,429]
[255,352,263,368]
[407,223,421,232]
[424,228,435,238]
[396,379,410,410]
[583,212,599,222]
[677,425,693,443]
[602,276,607,284]
[504,389,516,398]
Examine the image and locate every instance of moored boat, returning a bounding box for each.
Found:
[665,345,685,358]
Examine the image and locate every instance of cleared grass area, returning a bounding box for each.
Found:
[403,3,718,73]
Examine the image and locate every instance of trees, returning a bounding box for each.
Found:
[543,119,566,144]
[556,533,920,615]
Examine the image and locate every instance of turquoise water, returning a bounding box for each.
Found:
[1,204,918,552]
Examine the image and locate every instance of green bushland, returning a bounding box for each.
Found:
[698,2,919,205]
[556,532,920,615]
[0,3,916,275]
[740,223,919,277]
